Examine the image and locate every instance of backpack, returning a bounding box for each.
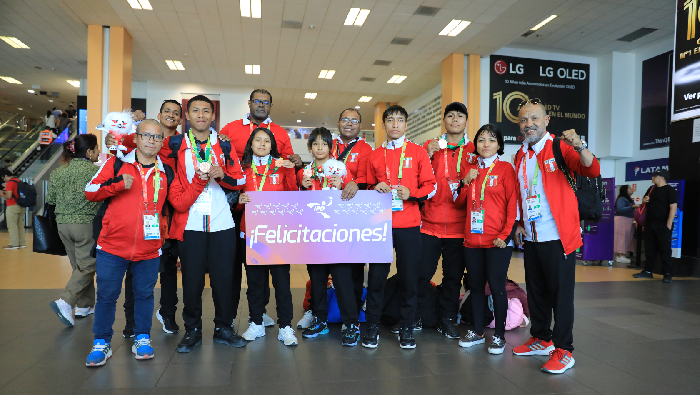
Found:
[9,179,37,208]
[551,138,604,221]
[487,298,529,331]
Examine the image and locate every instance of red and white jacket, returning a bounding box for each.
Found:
[85,150,169,261]
[366,136,437,229]
[514,133,601,255]
[330,136,373,187]
[219,115,295,161]
[455,156,518,248]
[421,135,478,238]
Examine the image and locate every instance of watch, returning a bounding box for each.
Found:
[575,139,587,153]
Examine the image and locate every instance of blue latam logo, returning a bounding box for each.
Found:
[625,158,669,181]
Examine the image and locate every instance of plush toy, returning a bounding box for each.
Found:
[96,109,135,158]
[321,159,347,191]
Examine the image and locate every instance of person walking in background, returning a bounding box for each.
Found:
[0,169,26,249]
[45,110,57,133]
[57,112,72,134]
[614,185,637,264]
[47,134,102,327]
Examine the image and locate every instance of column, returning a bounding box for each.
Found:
[87,25,104,145]
[109,27,132,113]
[466,54,480,141]
[441,53,464,136]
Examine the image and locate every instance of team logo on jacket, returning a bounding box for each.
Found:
[403,157,412,168]
[466,152,477,164]
[545,158,557,172]
[487,175,498,187]
[350,153,358,163]
[269,174,279,185]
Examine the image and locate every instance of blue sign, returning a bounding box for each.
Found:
[78,109,87,135]
[667,180,684,258]
[625,158,669,181]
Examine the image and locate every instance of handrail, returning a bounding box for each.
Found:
[0,123,44,162]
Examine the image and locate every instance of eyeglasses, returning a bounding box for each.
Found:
[137,133,164,142]
[252,99,271,106]
[517,98,542,110]
[340,118,360,125]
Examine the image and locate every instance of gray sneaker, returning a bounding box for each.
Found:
[458,330,485,348]
[488,335,506,354]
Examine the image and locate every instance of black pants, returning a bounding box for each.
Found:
[232,213,269,320]
[124,241,179,320]
[416,234,464,320]
[644,222,673,275]
[180,228,236,331]
[366,227,422,327]
[351,263,365,316]
[523,240,576,352]
[464,246,512,337]
[308,263,359,325]
[246,264,293,328]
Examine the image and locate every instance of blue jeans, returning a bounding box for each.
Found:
[93,250,159,343]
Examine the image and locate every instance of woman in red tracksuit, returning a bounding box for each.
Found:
[236,128,298,346]
[454,124,518,355]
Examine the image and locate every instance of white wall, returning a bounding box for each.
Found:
[398,83,442,144]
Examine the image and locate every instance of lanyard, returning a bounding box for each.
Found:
[332,140,357,164]
[522,153,540,197]
[188,130,212,165]
[251,160,279,191]
[312,162,328,189]
[443,145,465,179]
[249,121,269,134]
[471,158,498,209]
[384,141,407,184]
[135,162,160,211]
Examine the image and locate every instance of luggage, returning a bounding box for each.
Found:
[33,203,66,256]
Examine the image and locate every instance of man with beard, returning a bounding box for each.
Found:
[511,98,598,374]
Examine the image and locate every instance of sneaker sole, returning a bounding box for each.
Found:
[362,342,378,348]
[513,345,554,356]
[50,301,74,328]
[278,336,299,346]
[542,359,575,374]
[213,337,247,348]
[156,311,178,334]
[176,339,202,353]
[243,332,266,341]
[488,347,506,355]
[74,311,93,318]
[437,327,460,339]
[302,328,329,338]
[86,350,112,367]
[459,339,485,348]
[399,343,417,349]
[132,346,154,360]
[342,338,359,347]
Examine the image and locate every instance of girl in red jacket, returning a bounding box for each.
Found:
[454,124,518,355]
[236,128,298,346]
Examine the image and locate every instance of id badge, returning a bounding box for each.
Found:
[192,189,213,216]
[471,210,484,234]
[526,195,542,222]
[391,186,403,212]
[143,210,160,240]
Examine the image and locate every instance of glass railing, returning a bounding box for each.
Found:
[0,123,44,166]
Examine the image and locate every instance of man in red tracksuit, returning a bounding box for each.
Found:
[512,99,599,374]
[415,102,478,339]
[363,105,437,349]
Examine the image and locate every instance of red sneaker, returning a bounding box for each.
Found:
[541,348,575,374]
[512,337,555,356]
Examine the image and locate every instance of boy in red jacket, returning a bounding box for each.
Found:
[363,105,437,349]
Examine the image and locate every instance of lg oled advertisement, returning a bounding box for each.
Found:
[671,0,700,121]
[489,55,590,145]
[640,51,672,150]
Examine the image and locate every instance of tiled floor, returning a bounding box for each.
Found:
[1,231,699,394]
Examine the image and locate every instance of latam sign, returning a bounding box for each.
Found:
[625,158,669,181]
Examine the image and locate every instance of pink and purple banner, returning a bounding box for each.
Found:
[245,191,393,265]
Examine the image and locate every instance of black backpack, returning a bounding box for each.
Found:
[8,179,37,208]
[551,138,604,222]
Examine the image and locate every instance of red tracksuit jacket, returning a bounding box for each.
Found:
[236,160,297,234]
[331,138,374,186]
[219,119,295,162]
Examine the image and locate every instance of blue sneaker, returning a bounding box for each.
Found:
[85,340,112,367]
[301,316,329,338]
[132,334,154,360]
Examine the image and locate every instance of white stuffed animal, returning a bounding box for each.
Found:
[322,159,347,190]
[96,109,135,158]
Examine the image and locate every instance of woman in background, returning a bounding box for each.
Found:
[614,185,637,264]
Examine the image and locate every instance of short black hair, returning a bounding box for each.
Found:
[382,105,408,123]
[187,95,214,112]
[160,100,182,114]
[0,169,13,179]
[241,128,280,168]
[250,89,272,103]
[473,124,505,156]
[307,127,333,151]
[338,108,361,123]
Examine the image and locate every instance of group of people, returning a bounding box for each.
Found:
[29,88,599,375]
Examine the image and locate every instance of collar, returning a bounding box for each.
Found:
[122,149,165,172]
[440,131,467,145]
[253,155,271,166]
[521,132,553,156]
[184,130,219,150]
[336,135,361,146]
[242,114,272,126]
[382,135,406,149]
[479,154,498,168]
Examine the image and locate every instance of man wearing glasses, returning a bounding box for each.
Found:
[511,98,599,374]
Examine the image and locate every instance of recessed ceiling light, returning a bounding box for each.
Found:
[241,0,261,18]
[67,80,80,88]
[531,15,557,30]
[372,123,375,126]
[27,90,35,93]
[297,120,301,123]
[345,8,370,26]
[0,36,29,49]
[48,99,53,102]
[354,106,361,109]
[358,96,372,102]
[387,75,407,84]
[301,111,305,114]
[0,76,22,84]
[318,70,335,79]
[17,108,22,111]
[305,103,309,106]
[165,60,185,70]
[127,0,152,10]
[439,20,471,36]
[245,65,260,74]
[304,93,317,99]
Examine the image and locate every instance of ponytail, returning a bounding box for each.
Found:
[61,133,98,163]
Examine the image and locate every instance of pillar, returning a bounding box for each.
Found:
[87,25,104,145]
[441,54,464,136]
[373,102,386,149]
[109,27,132,113]
[466,54,481,141]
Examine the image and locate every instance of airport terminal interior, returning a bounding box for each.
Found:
[2,0,700,394]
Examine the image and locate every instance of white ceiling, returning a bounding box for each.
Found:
[0,0,676,125]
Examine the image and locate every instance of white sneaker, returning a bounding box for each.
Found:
[50,298,75,327]
[296,310,313,329]
[617,256,631,264]
[242,322,266,341]
[262,313,275,327]
[278,326,298,346]
[75,306,94,317]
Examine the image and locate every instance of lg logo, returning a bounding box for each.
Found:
[494,60,524,75]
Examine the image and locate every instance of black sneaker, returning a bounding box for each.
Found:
[413,318,422,331]
[342,324,360,347]
[437,317,460,339]
[156,310,179,334]
[390,323,401,334]
[362,324,379,348]
[177,329,202,353]
[122,319,135,338]
[633,270,653,279]
[213,326,247,348]
[302,316,329,338]
[398,327,416,349]
[488,335,506,354]
[663,273,673,283]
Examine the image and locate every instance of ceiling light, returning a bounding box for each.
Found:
[0,76,22,84]
[297,120,301,123]
[48,100,53,102]
[387,75,407,84]
[345,8,370,26]
[304,93,317,99]
[17,108,22,111]
[0,36,29,49]
[531,15,557,30]
[67,80,80,88]
[439,20,471,36]
[358,96,372,102]
[372,124,375,126]
[355,106,361,109]
[318,70,335,79]
[127,0,152,10]
[27,90,35,93]
[165,60,185,70]
[245,65,260,74]
[241,0,261,18]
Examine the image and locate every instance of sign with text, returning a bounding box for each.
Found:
[672,0,700,121]
[245,191,393,265]
[624,158,669,182]
[489,55,589,144]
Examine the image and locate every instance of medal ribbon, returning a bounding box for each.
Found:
[251,160,279,191]
[384,141,407,185]
[471,157,498,210]
[188,129,213,165]
[312,162,328,189]
[521,154,540,197]
[135,162,160,212]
